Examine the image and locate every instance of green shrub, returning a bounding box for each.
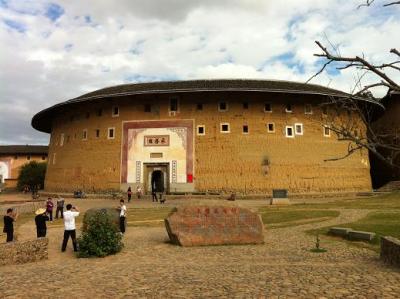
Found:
[77,210,123,258]
[17,161,47,191]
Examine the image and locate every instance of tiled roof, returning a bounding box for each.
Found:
[0,145,48,155]
[31,79,354,133]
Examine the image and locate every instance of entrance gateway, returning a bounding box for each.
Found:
[121,120,194,193]
[144,163,169,194]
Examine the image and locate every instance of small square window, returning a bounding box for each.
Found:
[97,108,103,116]
[295,123,303,135]
[305,104,313,114]
[112,106,119,117]
[218,102,228,112]
[14,155,18,160]
[243,102,249,109]
[82,129,88,140]
[196,103,203,111]
[243,125,249,134]
[197,125,205,136]
[108,127,115,139]
[42,156,46,160]
[267,123,275,133]
[95,129,100,138]
[323,126,331,137]
[264,103,272,112]
[322,106,328,116]
[169,97,179,112]
[27,155,31,160]
[285,103,292,113]
[144,104,151,112]
[285,126,294,138]
[220,123,230,133]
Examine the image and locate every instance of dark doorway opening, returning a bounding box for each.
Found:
[151,170,165,193]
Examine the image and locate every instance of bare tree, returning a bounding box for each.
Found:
[307,1,400,170]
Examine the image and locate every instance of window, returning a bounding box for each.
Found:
[108,127,115,139]
[42,156,46,160]
[97,108,103,116]
[14,155,18,160]
[169,97,179,112]
[242,125,249,134]
[144,104,151,112]
[82,129,88,140]
[295,123,303,135]
[196,103,203,111]
[323,126,331,137]
[285,126,294,138]
[305,104,313,114]
[267,123,275,133]
[220,123,230,133]
[243,102,249,109]
[218,101,228,112]
[285,103,292,113]
[60,133,65,146]
[66,135,70,143]
[27,155,31,160]
[322,106,328,116]
[264,103,272,112]
[197,125,205,136]
[95,129,100,138]
[112,106,119,117]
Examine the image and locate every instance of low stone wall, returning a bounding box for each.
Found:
[381,236,400,267]
[0,238,48,266]
[0,200,45,215]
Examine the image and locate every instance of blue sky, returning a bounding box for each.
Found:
[0,0,399,144]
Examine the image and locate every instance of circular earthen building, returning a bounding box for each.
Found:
[32,79,372,194]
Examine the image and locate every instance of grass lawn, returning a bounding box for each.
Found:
[126,207,173,227]
[308,211,400,251]
[258,208,340,228]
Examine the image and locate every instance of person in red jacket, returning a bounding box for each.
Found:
[46,198,54,222]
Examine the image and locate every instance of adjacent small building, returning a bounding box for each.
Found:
[0,145,48,188]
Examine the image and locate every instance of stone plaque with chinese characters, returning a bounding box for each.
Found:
[144,135,170,146]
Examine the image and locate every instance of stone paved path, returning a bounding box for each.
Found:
[1,200,400,298]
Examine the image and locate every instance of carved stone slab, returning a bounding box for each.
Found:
[164,205,264,246]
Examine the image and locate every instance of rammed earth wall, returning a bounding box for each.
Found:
[43,91,371,193]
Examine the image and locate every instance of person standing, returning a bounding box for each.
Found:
[119,199,127,234]
[55,196,65,219]
[61,204,79,252]
[34,208,49,238]
[46,198,54,222]
[3,208,18,242]
[127,187,132,203]
[136,185,142,199]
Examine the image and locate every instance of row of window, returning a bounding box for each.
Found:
[57,123,332,145]
[59,127,115,146]
[68,101,328,122]
[13,155,46,161]
[196,123,331,138]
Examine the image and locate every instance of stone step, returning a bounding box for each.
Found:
[328,227,352,237]
[348,230,376,241]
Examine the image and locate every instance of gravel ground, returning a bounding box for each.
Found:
[0,199,399,298]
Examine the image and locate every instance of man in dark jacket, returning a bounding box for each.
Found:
[35,208,49,238]
[3,208,18,242]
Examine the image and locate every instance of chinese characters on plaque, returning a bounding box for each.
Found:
[144,135,170,146]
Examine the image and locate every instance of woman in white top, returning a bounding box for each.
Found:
[119,200,126,234]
